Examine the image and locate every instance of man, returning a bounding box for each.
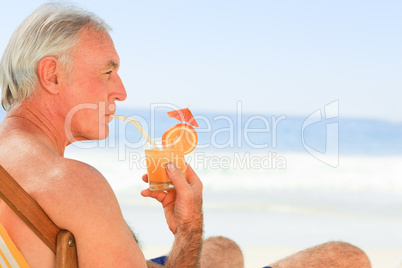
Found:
[0,3,202,267]
[0,3,370,267]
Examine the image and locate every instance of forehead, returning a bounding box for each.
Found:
[72,29,119,68]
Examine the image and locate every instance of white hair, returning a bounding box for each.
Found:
[0,2,112,110]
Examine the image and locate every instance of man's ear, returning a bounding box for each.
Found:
[37,56,62,94]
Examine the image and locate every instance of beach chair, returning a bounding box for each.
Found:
[0,165,78,267]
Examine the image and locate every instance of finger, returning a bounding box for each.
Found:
[184,164,201,185]
[141,188,169,203]
[165,162,190,193]
[141,188,152,197]
[184,164,203,194]
[142,174,149,183]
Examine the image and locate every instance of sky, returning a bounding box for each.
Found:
[0,0,401,121]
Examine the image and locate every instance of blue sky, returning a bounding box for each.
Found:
[0,1,401,121]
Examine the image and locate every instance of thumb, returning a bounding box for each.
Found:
[166,162,189,192]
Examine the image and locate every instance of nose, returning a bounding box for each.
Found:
[110,73,127,101]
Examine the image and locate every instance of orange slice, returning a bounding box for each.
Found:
[162,123,198,154]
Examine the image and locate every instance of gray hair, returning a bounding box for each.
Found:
[0,2,111,110]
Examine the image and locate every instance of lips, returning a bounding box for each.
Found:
[106,115,114,123]
[105,103,116,124]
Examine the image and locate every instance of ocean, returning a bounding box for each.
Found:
[62,106,402,156]
[1,107,402,267]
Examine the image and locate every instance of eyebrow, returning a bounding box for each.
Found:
[107,60,119,69]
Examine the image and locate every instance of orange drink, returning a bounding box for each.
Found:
[113,108,198,191]
[145,140,187,191]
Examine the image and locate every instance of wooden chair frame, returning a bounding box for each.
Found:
[0,165,78,267]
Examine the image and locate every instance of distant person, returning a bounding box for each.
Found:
[0,2,371,267]
[200,236,244,267]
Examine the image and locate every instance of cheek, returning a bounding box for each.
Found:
[69,106,100,131]
[67,76,103,101]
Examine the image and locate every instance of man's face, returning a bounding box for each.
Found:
[63,29,127,142]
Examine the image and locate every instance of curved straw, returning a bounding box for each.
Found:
[111,115,159,149]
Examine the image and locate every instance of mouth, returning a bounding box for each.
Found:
[106,114,114,123]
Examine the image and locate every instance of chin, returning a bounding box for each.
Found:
[96,124,110,140]
[72,125,110,142]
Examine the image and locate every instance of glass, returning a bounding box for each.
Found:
[144,139,187,191]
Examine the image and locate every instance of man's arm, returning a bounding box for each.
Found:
[165,220,203,268]
[141,163,203,268]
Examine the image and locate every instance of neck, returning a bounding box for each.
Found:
[5,99,68,156]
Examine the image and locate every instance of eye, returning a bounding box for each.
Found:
[106,70,113,75]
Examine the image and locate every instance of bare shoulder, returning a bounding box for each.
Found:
[41,157,146,266]
[48,157,116,205]
[42,158,118,226]
[0,128,147,266]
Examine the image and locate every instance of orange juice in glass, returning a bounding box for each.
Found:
[112,108,198,191]
[145,139,187,191]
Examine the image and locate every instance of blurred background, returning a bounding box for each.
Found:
[1,1,401,267]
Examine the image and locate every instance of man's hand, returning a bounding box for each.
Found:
[141,163,203,234]
[141,163,203,267]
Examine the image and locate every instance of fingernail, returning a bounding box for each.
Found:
[167,162,176,172]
